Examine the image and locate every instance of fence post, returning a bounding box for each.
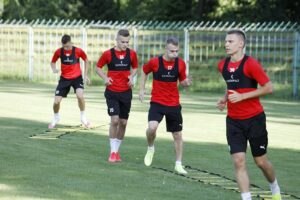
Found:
[292,31,299,98]
[28,26,34,80]
[81,27,87,77]
[132,28,138,84]
[133,28,138,51]
[184,28,190,75]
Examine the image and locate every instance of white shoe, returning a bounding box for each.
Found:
[81,118,91,128]
[48,115,60,129]
[174,164,187,174]
[144,148,155,166]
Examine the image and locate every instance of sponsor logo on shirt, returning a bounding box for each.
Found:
[226,74,239,83]
[162,71,175,78]
[63,57,74,63]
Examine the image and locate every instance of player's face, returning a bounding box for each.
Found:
[225,34,244,56]
[165,43,179,60]
[116,35,130,51]
[62,42,72,51]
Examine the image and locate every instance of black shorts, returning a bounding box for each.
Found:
[226,112,268,157]
[148,102,183,132]
[55,76,84,97]
[104,89,132,119]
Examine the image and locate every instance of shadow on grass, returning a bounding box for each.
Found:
[0,117,299,200]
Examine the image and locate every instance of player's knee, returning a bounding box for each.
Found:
[172,132,182,140]
[119,119,127,127]
[233,156,246,169]
[54,99,61,105]
[148,125,158,133]
[110,118,119,126]
[254,159,269,169]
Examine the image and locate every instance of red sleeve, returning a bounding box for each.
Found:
[130,50,138,69]
[244,57,270,86]
[77,48,87,61]
[178,58,187,82]
[218,59,225,73]
[51,49,61,63]
[143,58,158,74]
[97,50,111,68]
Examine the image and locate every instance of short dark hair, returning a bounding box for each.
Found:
[166,37,179,46]
[227,29,246,43]
[61,34,71,44]
[117,29,130,37]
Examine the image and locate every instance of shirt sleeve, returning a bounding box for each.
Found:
[178,59,187,82]
[218,59,225,73]
[97,50,111,68]
[130,50,139,69]
[245,58,270,86]
[51,49,60,63]
[77,48,87,61]
[143,58,157,74]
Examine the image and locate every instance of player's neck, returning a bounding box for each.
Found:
[230,51,244,62]
[114,47,125,52]
[162,55,174,62]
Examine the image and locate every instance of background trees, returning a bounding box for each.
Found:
[1,0,300,22]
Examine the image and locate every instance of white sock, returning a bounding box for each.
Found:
[241,192,252,200]
[175,161,182,166]
[110,138,117,153]
[115,139,122,152]
[269,179,281,195]
[51,113,60,125]
[80,111,88,124]
[148,145,155,151]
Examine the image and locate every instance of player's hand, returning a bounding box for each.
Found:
[128,75,134,87]
[84,76,91,85]
[216,98,227,111]
[228,90,244,103]
[186,75,193,86]
[105,77,113,86]
[139,89,145,102]
[52,68,59,73]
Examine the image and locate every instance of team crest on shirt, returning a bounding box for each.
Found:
[229,67,235,72]
[119,55,124,59]
[167,66,172,70]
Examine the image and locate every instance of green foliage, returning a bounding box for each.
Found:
[2,0,299,22]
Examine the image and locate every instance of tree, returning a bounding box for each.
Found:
[2,0,82,20]
[78,0,120,21]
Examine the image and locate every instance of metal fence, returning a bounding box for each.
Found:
[0,19,299,97]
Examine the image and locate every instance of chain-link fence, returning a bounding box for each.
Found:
[0,19,299,97]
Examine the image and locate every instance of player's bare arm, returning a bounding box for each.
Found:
[128,68,138,87]
[139,71,148,102]
[228,81,273,103]
[50,62,59,73]
[96,67,113,86]
[180,75,192,87]
[83,59,90,85]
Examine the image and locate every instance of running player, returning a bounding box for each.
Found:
[139,37,192,174]
[49,34,91,129]
[96,29,138,163]
[217,29,281,200]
